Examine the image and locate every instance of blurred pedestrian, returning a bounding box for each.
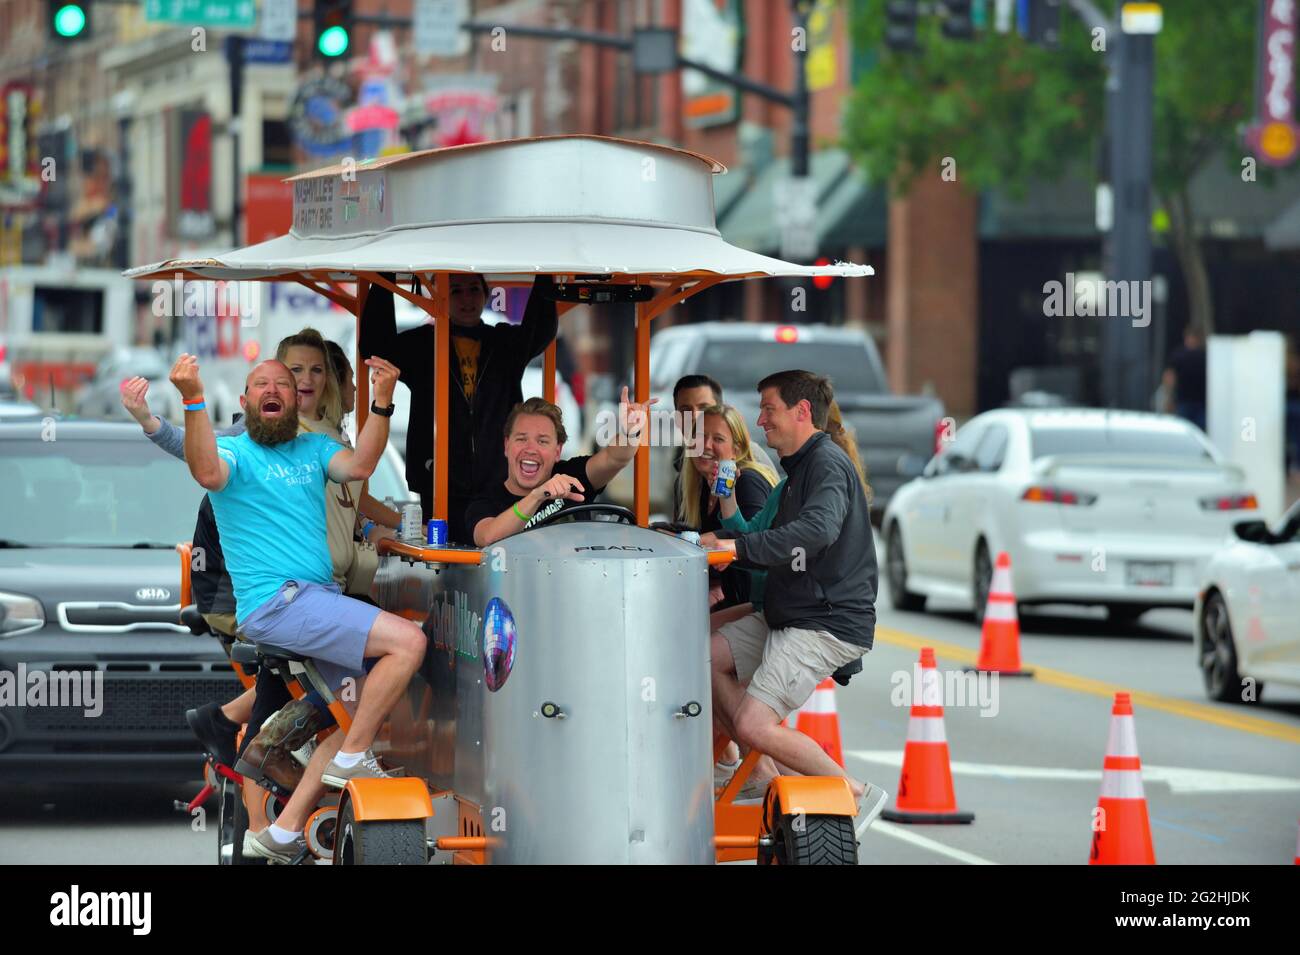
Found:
[1162,324,1207,430]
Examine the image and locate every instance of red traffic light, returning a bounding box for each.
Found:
[812,257,834,290]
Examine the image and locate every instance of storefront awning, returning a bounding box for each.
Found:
[718,149,884,254]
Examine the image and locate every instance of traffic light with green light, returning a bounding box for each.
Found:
[48,1,90,41]
[314,0,353,59]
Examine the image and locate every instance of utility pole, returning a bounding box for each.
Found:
[1067,0,1161,410]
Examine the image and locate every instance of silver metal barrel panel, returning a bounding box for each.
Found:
[374,522,716,863]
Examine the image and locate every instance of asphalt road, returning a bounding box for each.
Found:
[2,537,1297,866]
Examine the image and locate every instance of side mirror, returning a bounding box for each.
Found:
[1232,519,1269,543]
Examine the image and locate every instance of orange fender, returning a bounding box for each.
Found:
[344,777,434,822]
[767,775,857,818]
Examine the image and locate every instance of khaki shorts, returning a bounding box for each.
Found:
[201,612,238,640]
[717,611,865,720]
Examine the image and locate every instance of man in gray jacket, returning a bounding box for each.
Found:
[701,370,884,824]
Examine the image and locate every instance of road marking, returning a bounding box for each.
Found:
[874,625,1300,746]
[846,750,1300,794]
[866,820,999,865]
[1148,818,1225,844]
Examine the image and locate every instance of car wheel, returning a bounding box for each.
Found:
[972,542,993,626]
[886,523,926,612]
[1200,591,1258,704]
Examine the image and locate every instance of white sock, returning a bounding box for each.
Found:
[268,823,301,845]
[333,749,364,769]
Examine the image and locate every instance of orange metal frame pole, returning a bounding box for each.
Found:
[543,341,556,404]
[634,300,651,527]
[432,273,450,524]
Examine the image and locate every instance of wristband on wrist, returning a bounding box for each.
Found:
[183,402,206,412]
[183,395,204,407]
[512,502,528,522]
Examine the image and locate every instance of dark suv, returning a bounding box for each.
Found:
[0,420,241,783]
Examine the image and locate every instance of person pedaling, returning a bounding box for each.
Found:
[124,332,407,854]
[700,370,887,829]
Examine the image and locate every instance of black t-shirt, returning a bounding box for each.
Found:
[464,455,604,539]
[1168,345,1207,404]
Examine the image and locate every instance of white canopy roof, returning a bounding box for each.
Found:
[125,135,873,285]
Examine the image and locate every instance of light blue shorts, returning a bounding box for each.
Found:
[239,580,380,692]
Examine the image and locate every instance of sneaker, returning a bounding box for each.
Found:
[855,783,889,837]
[291,737,317,768]
[734,774,773,803]
[186,702,238,768]
[713,758,742,790]
[245,828,307,864]
[321,751,399,789]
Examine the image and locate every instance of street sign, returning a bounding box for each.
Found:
[143,0,255,28]
[241,39,293,64]
[775,175,817,262]
[259,0,296,41]
[413,0,469,57]
[1246,0,1299,167]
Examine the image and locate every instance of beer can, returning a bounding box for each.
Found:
[400,502,423,542]
[427,519,448,547]
[713,459,737,498]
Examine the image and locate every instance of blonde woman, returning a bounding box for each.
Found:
[677,404,777,610]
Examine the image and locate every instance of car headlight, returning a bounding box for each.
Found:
[0,591,45,637]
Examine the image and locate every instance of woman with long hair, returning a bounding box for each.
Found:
[676,404,777,609]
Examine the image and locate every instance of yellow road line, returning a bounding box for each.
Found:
[874,626,1300,746]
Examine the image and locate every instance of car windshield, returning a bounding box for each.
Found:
[0,437,206,547]
[1029,424,1212,461]
[698,341,883,394]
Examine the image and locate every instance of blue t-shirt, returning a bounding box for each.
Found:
[209,431,345,622]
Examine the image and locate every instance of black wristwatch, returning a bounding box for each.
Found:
[370,401,395,418]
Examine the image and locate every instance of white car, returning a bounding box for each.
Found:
[881,409,1259,624]
[1194,501,1300,702]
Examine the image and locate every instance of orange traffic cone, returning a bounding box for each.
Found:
[794,678,843,767]
[968,551,1034,677]
[1088,692,1156,865]
[882,648,974,824]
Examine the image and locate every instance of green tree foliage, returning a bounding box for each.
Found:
[843,1,1262,333]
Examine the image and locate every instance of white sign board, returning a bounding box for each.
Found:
[414,0,470,57]
[259,0,296,41]
[1207,332,1286,522]
[775,175,817,262]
